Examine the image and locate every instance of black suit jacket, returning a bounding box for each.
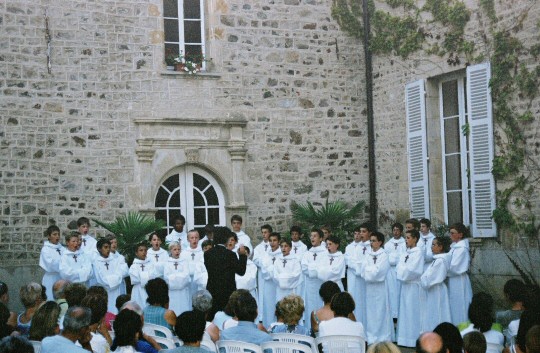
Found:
[204,244,247,313]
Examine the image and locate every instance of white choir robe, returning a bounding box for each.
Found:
[163,257,191,316]
[273,254,301,301]
[233,230,254,257]
[59,250,93,285]
[384,237,406,319]
[93,255,128,314]
[252,240,270,322]
[39,241,63,300]
[350,240,371,327]
[301,245,328,330]
[147,247,169,278]
[345,241,362,315]
[360,249,393,343]
[317,251,345,291]
[166,229,188,249]
[236,259,259,310]
[129,258,158,309]
[396,247,425,347]
[447,239,472,325]
[181,247,208,307]
[420,253,451,331]
[260,248,282,328]
[418,232,435,270]
[111,251,128,294]
[291,241,307,303]
[80,235,99,286]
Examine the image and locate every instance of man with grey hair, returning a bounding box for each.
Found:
[41,306,92,353]
[53,279,70,319]
[192,289,212,314]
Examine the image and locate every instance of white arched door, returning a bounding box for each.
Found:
[154,166,226,237]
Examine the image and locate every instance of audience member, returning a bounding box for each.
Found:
[105,294,130,331]
[0,336,34,353]
[41,306,92,353]
[463,331,487,353]
[319,292,365,339]
[0,304,14,339]
[81,294,112,353]
[161,311,208,353]
[113,309,143,353]
[0,282,16,328]
[434,322,464,353]
[220,290,271,345]
[460,292,504,346]
[64,282,87,307]
[143,278,176,331]
[496,279,525,329]
[116,301,161,353]
[367,341,402,353]
[416,332,447,353]
[16,282,44,337]
[269,295,312,336]
[525,325,540,353]
[52,279,70,319]
[28,301,60,341]
[310,281,343,333]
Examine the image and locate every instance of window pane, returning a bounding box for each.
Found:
[193,189,205,206]
[205,186,218,205]
[442,80,458,117]
[447,191,463,224]
[168,209,182,224]
[155,186,170,207]
[185,45,202,62]
[165,43,179,57]
[208,208,220,225]
[444,117,460,154]
[156,228,168,239]
[164,19,179,42]
[184,21,202,43]
[194,208,206,226]
[155,209,167,223]
[170,190,181,207]
[184,0,201,19]
[193,173,209,190]
[163,0,178,18]
[445,154,462,190]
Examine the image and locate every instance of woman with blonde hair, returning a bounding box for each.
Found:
[367,341,402,353]
[16,282,44,337]
[270,295,313,336]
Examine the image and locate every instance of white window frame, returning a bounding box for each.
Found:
[164,0,206,69]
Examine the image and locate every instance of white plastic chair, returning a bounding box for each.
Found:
[315,335,366,353]
[261,341,314,353]
[29,340,42,353]
[153,336,176,349]
[143,323,175,339]
[486,343,504,353]
[270,333,317,353]
[216,340,263,353]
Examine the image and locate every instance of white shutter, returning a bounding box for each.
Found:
[466,63,497,237]
[405,80,430,219]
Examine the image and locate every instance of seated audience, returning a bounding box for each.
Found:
[0,304,14,339]
[434,322,464,353]
[311,281,343,333]
[0,336,34,353]
[0,282,17,328]
[41,306,92,353]
[29,301,60,341]
[81,294,112,353]
[161,311,208,353]
[143,278,176,332]
[416,332,446,353]
[114,301,161,353]
[16,282,44,337]
[496,279,525,329]
[270,295,313,336]
[525,325,540,353]
[220,290,272,345]
[318,292,365,338]
[113,309,143,353]
[52,280,70,320]
[464,331,487,353]
[105,294,130,331]
[366,341,402,353]
[64,282,87,307]
[191,290,217,346]
[460,292,504,346]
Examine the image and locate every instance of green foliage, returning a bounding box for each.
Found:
[93,212,166,265]
[331,0,364,40]
[385,0,415,10]
[480,0,497,21]
[370,12,424,58]
[291,198,366,249]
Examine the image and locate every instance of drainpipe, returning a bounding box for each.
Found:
[362,0,377,226]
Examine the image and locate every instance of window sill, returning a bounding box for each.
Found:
[160,70,221,80]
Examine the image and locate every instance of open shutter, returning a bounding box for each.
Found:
[405,80,430,219]
[466,63,497,237]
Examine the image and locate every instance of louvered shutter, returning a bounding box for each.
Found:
[405,80,430,219]
[466,63,497,237]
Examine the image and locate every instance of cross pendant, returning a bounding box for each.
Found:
[140,264,145,271]
[155,254,159,262]
[82,239,86,246]
[294,247,297,253]
[174,262,178,270]
[56,249,61,255]
[313,253,317,261]
[191,253,195,260]
[363,247,366,255]
[404,255,409,263]
[283,259,287,268]
[373,256,377,264]
[272,257,276,265]
[73,254,77,262]
[330,257,334,265]
[394,243,398,249]
[105,262,109,270]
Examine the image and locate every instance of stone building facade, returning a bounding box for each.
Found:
[1,0,539,308]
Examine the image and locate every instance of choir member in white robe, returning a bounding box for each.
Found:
[181,230,208,306]
[231,215,254,256]
[260,232,282,327]
[345,228,363,313]
[420,236,452,331]
[165,216,188,249]
[301,229,329,330]
[59,233,93,285]
[418,218,436,270]
[77,218,97,259]
[361,232,393,344]
[447,223,473,325]
[109,235,128,294]
[290,226,307,302]
[384,222,406,320]
[235,248,259,309]
[163,242,191,316]
[147,232,169,278]
[274,239,301,301]
[350,223,374,327]
[129,243,159,309]
[396,229,425,347]
[93,238,128,314]
[317,236,346,291]
[253,224,272,322]
[40,225,63,300]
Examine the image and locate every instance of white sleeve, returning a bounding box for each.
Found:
[421,259,448,289]
[448,247,470,276]
[39,247,61,273]
[362,253,390,283]
[274,260,301,290]
[396,252,424,281]
[164,264,191,290]
[317,256,345,282]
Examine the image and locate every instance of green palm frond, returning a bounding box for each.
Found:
[93,212,166,265]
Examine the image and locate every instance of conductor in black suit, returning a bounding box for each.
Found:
[204,226,247,318]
